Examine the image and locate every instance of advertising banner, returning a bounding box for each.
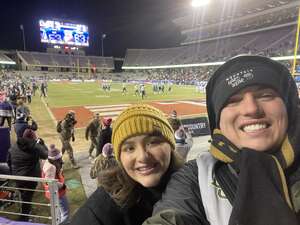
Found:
[181,117,210,137]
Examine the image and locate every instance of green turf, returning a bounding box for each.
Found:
[46,82,205,107]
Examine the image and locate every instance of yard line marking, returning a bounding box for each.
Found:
[85,106,128,112]
[89,110,123,116]
[40,96,57,125]
[85,104,131,109]
[177,100,206,106]
[155,102,179,105]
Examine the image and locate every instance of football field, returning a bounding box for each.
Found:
[46,82,207,128]
[31,81,207,153]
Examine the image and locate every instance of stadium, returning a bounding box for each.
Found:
[1,0,300,224]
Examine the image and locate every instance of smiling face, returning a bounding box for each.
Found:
[120,133,172,188]
[219,85,288,151]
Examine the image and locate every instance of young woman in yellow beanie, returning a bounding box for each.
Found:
[71,104,183,225]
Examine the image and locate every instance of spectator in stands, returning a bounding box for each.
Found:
[42,144,70,224]
[7,132,48,222]
[85,113,102,160]
[14,115,38,138]
[0,96,14,129]
[96,117,112,157]
[16,98,30,120]
[143,55,300,225]
[174,127,193,161]
[71,104,183,225]
[90,143,118,185]
[58,111,79,169]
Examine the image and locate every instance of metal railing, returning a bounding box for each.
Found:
[0,174,60,225]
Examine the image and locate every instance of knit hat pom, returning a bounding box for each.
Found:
[48,144,62,160]
[102,143,113,157]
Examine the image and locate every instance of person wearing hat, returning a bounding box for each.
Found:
[71,104,183,225]
[58,110,79,169]
[85,113,102,160]
[7,130,48,222]
[0,95,14,129]
[143,55,300,225]
[14,98,36,138]
[42,144,70,224]
[90,143,118,185]
[96,117,112,157]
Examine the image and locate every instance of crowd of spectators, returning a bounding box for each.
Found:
[184,6,298,43]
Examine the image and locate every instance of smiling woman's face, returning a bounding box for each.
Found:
[219,85,288,151]
[120,134,172,188]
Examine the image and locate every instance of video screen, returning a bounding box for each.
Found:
[39,19,89,46]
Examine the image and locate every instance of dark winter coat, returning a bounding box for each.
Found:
[14,120,38,138]
[97,127,112,155]
[71,186,161,225]
[85,119,101,139]
[8,137,48,177]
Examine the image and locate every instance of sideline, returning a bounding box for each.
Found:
[40,96,57,126]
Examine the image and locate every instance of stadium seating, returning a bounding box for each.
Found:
[0,53,15,64]
[123,25,295,67]
[18,51,114,70]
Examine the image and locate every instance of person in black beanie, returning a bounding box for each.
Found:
[143,55,300,225]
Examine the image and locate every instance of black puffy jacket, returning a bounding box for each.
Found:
[8,138,48,177]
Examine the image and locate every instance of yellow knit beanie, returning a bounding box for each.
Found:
[112,104,175,162]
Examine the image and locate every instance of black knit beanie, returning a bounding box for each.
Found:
[206,55,296,134]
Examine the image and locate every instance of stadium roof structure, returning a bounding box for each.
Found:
[0,52,15,65]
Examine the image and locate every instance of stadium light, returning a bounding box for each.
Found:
[191,0,210,8]
[101,33,106,57]
[20,24,26,51]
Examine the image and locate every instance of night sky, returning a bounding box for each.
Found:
[0,0,189,57]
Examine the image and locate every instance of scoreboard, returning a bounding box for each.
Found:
[39,19,89,47]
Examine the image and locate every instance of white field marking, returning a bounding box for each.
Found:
[89,110,123,116]
[76,116,118,130]
[95,95,110,98]
[40,97,57,126]
[155,102,179,105]
[88,107,128,112]
[177,100,206,106]
[85,104,131,109]
[81,91,93,94]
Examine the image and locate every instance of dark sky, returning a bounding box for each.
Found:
[0,0,189,57]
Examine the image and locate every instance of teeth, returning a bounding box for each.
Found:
[138,166,153,171]
[243,123,267,132]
